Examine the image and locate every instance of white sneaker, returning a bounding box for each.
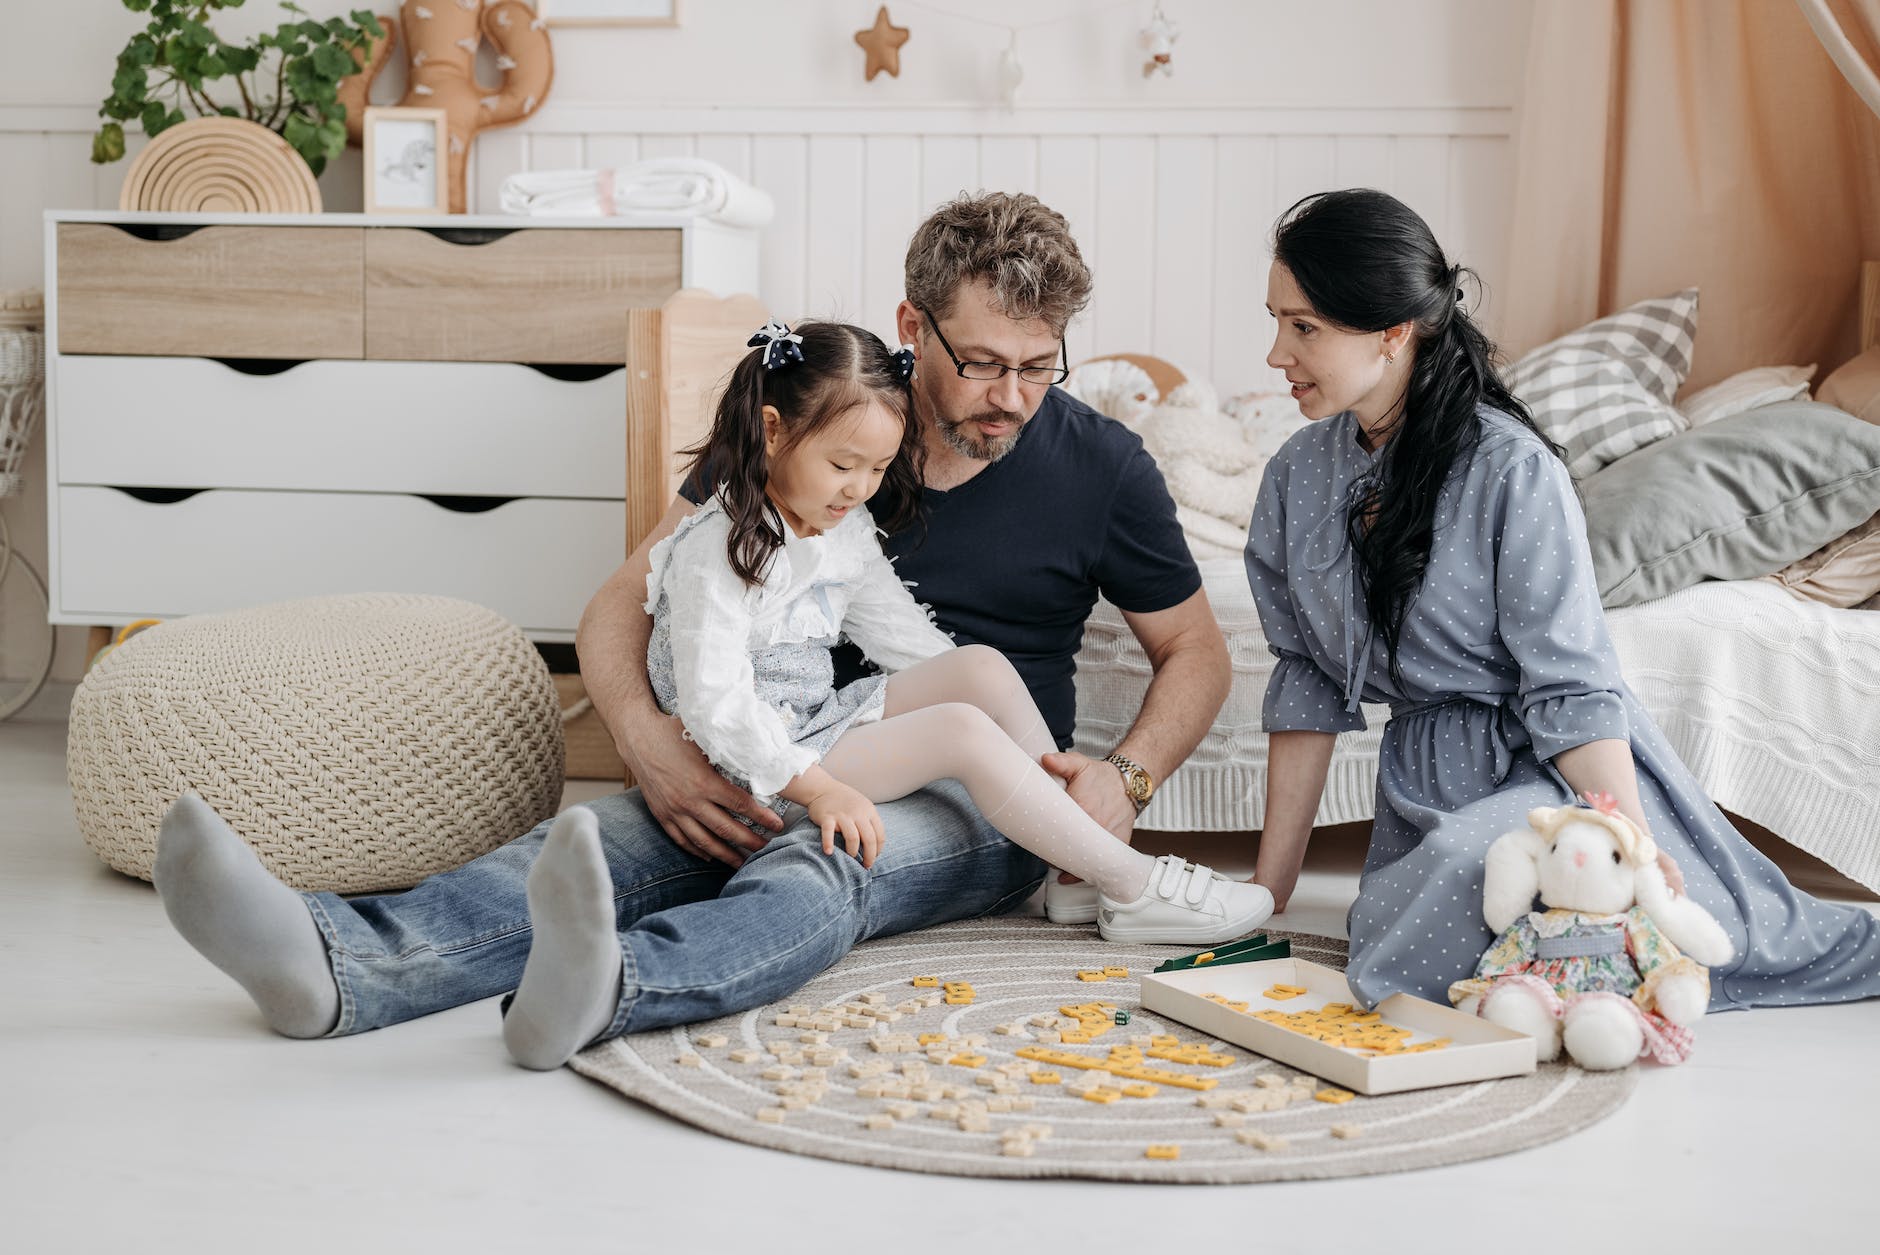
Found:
[1097,855,1274,945]
[1043,870,1100,924]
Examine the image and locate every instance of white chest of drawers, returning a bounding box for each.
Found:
[43,211,759,639]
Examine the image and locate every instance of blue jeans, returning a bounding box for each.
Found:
[302,780,1046,1038]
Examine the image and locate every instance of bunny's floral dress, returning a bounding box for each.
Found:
[1450,907,1702,1063]
[1244,408,1880,1012]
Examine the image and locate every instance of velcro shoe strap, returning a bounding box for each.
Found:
[1153,856,1189,900]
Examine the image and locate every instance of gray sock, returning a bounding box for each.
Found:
[503,807,624,1071]
[153,793,341,1039]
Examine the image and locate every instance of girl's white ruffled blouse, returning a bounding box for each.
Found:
[644,499,955,795]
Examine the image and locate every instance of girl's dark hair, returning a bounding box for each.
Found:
[682,321,925,586]
[1272,188,1563,686]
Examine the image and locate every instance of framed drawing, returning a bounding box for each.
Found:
[362,106,449,215]
[539,1,681,27]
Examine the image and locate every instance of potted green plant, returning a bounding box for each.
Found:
[92,0,383,176]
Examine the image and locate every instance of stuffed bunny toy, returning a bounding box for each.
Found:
[1448,793,1735,1071]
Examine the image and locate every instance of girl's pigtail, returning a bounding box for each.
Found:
[685,348,787,586]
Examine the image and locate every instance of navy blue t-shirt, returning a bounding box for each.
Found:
[681,388,1200,748]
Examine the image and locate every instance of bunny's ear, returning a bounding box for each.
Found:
[1483,828,1550,934]
[1634,865,1736,966]
[1525,807,1568,840]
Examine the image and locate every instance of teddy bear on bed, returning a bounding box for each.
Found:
[1448,793,1735,1070]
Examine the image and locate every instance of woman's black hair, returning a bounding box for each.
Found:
[1271,187,1564,687]
[682,321,925,587]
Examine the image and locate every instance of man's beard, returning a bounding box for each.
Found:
[933,409,1026,462]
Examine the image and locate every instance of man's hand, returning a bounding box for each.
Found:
[1041,751,1137,843]
[620,714,782,868]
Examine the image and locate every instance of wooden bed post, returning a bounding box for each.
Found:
[625,289,770,557]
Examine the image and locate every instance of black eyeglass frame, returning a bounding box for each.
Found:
[919,308,1070,386]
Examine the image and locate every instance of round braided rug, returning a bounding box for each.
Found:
[67,593,563,893]
[569,919,1634,1183]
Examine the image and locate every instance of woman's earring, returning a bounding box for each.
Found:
[1385,352,1396,364]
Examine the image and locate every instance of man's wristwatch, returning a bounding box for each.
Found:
[1104,752,1156,815]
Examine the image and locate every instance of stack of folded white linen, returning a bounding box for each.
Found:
[499,157,775,227]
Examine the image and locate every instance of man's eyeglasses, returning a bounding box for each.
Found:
[920,308,1069,385]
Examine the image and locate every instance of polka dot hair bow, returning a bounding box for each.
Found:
[748,321,805,371]
[893,343,916,383]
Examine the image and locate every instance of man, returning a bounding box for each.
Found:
[153,192,1232,1068]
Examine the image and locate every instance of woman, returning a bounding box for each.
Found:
[1246,188,1880,1012]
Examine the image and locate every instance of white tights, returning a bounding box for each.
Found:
[819,646,1154,902]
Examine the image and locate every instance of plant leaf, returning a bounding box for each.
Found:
[91,122,126,165]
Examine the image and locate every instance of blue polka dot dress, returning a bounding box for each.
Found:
[1244,408,1880,1013]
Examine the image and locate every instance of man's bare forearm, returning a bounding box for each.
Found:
[1113,628,1231,783]
[575,495,694,753]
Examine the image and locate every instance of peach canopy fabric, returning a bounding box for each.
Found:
[1499,0,1880,391]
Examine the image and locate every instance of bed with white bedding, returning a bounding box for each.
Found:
[1071,561,1880,892]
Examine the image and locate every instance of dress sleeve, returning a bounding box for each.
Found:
[1625,906,1709,1013]
[1244,458,1367,734]
[840,518,956,673]
[1491,449,1630,761]
[661,528,817,796]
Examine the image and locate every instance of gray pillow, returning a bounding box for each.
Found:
[1581,401,1880,607]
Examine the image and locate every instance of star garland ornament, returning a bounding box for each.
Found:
[997,27,1023,109]
[855,6,912,82]
[1140,2,1178,78]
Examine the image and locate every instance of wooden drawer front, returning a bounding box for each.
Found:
[56,356,627,498]
[365,227,683,364]
[56,223,363,360]
[58,487,623,635]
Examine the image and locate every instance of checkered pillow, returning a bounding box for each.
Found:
[1505,289,1699,477]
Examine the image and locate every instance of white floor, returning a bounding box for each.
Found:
[4,694,1877,1253]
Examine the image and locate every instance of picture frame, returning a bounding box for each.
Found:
[362,106,449,215]
[538,0,681,28]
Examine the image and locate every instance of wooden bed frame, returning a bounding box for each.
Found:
[624,289,769,556]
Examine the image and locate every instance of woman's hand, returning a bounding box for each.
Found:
[1656,847,1686,896]
[1253,846,1305,914]
[620,714,781,868]
[805,781,886,869]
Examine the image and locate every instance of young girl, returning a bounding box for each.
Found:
[1246,188,1880,1015]
[642,319,1272,945]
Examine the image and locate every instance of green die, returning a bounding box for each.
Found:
[1114,1010,1131,1025]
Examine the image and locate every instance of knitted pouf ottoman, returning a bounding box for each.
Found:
[67,593,566,893]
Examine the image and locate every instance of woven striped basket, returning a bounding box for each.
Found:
[67,593,565,893]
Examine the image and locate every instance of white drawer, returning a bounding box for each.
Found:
[56,486,625,635]
[55,356,628,498]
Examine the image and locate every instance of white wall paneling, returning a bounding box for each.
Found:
[3,102,1517,396]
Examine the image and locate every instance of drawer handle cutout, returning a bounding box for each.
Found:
[113,487,206,505]
[417,227,518,247]
[211,358,308,376]
[419,494,517,514]
[108,224,208,242]
[530,363,623,382]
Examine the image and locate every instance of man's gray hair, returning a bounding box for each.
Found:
[904,191,1093,336]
